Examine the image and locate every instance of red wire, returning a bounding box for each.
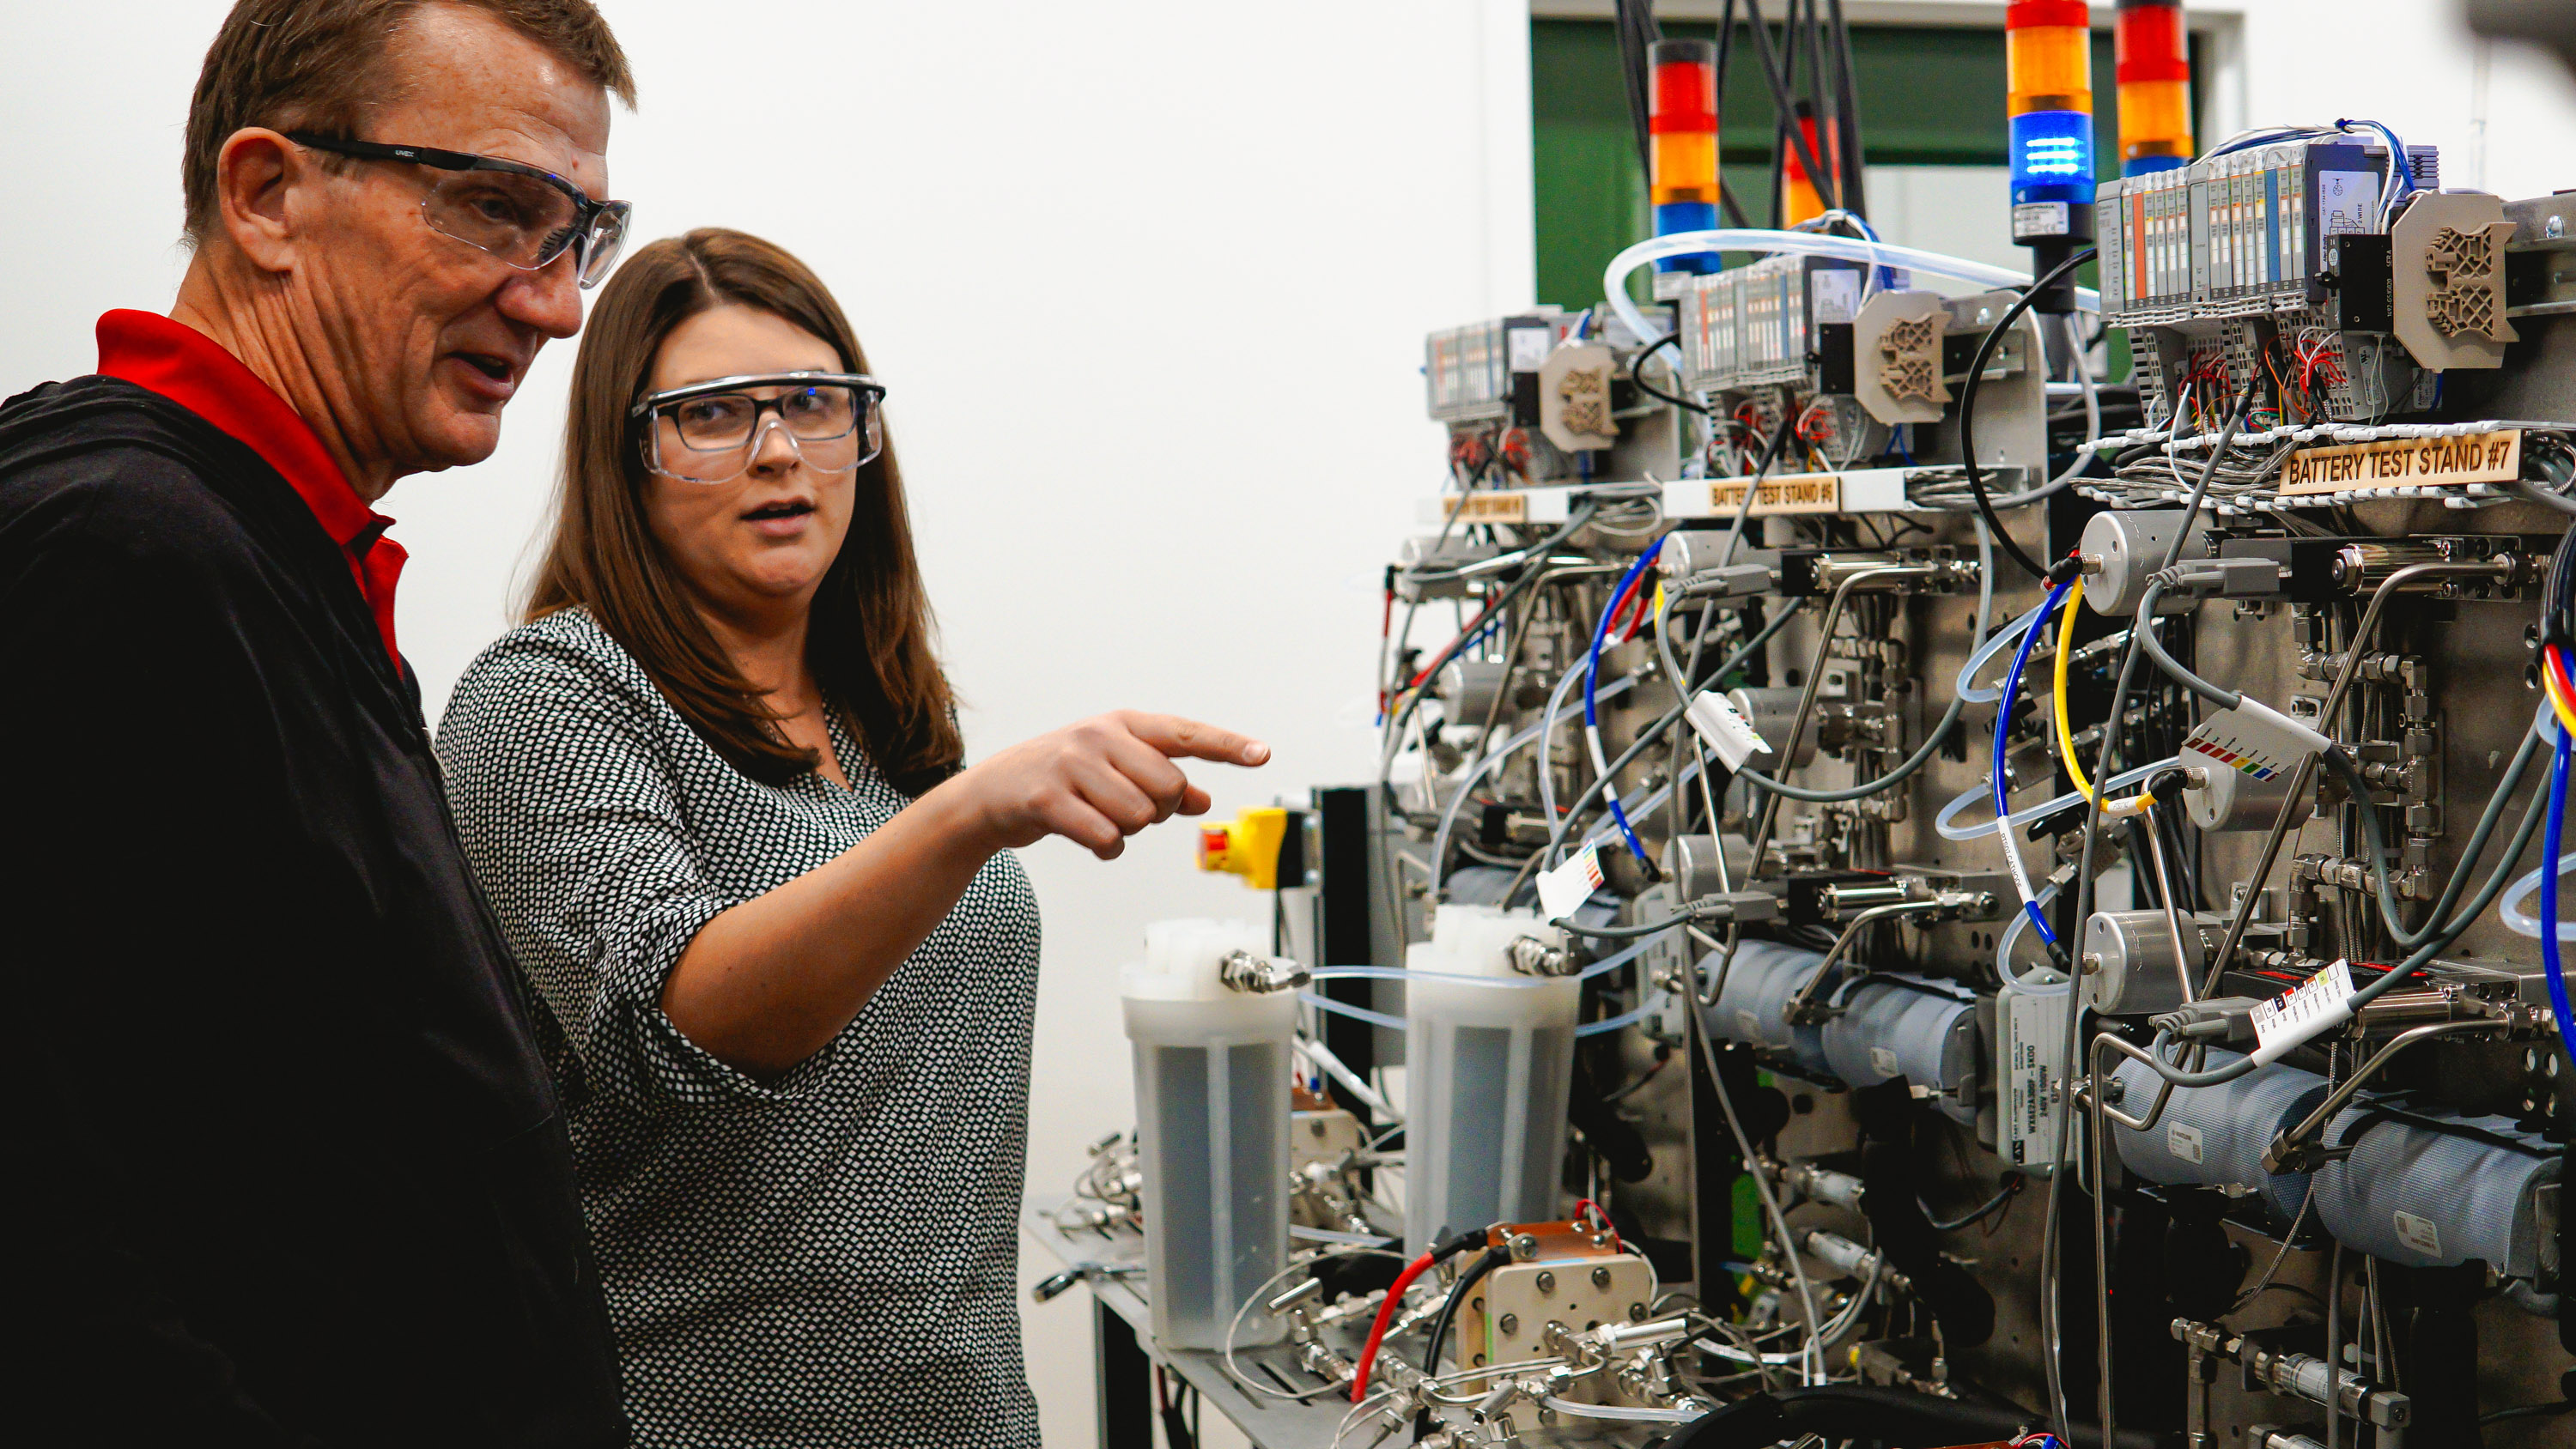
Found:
[1402,592,1513,693]
[1571,1197,1624,1248]
[1350,1248,1437,1402]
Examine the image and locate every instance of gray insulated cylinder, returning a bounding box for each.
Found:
[2110,1049,2327,1228]
[2312,1102,2562,1277]
[2079,509,2196,618]
[1705,938,1835,1076]
[1819,975,1981,1123]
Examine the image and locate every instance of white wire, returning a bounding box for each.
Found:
[1602,229,2103,346]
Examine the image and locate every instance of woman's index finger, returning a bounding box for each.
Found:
[1124,713,1271,767]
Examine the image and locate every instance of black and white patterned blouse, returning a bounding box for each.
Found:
[435,606,1042,1449]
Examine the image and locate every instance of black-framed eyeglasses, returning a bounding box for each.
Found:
[288,133,632,288]
[630,372,887,484]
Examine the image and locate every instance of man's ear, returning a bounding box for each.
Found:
[213,127,304,276]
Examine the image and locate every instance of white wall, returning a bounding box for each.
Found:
[0,5,1527,1446]
[3,4,2569,1448]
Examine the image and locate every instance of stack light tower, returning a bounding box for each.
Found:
[2115,0,2194,176]
[1649,38,1723,273]
[2004,0,2097,313]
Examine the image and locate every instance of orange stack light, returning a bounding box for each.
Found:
[2116,0,2193,174]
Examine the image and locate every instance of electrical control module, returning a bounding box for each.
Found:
[1040,7,2576,1446]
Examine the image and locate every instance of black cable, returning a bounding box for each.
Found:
[1795,0,1842,213]
[1413,1246,1510,1440]
[1824,0,1867,221]
[1708,0,1753,233]
[1632,331,1704,414]
[1957,244,2098,582]
[1921,1176,2020,1233]
[1737,0,1831,210]
[1614,0,1661,177]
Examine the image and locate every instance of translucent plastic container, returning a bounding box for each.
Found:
[1121,919,1295,1350]
[1401,906,1579,1252]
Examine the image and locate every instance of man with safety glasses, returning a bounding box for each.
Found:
[0,2,636,1443]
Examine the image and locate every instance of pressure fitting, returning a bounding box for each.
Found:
[1218,949,1312,994]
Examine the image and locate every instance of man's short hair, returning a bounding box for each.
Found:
[183,0,636,245]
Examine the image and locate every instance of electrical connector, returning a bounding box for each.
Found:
[1679,563,1777,600]
[2164,558,2289,601]
[2149,995,2267,1047]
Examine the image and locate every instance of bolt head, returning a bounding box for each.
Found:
[1497,1312,1519,1336]
[1534,1270,1555,1294]
[1630,1301,1648,1321]
[1591,1264,1613,1289]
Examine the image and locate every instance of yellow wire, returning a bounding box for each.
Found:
[2543,646,2576,737]
[2052,578,2096,803]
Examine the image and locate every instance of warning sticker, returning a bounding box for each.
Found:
[2249,957,2357,1065]
[2393,1210,2442,1258]
[1537,841,1607,921]
[2167,1122,2205,1166]
[2281,428,2521,496]
[1686,689,1775,773]
[2182,698,2332,783]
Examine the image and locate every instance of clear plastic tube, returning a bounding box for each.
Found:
[1957,600,2053,704]
[1539,1397,1703,1424]
[1997,878,2069,995]
[1309,931,1651,991]
[1935,756,2183,842]
[2499,853,2576,941]
[1604,229,2103,344]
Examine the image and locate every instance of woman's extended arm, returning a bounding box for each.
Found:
[659,711,1267,1075]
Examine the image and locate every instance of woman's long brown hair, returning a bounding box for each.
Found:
[528,227,961,794]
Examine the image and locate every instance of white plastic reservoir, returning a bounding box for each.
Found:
[1121,919,1296,1350]
[1401,905,1580,1252]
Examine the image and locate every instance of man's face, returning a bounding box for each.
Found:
[283,3,611,478]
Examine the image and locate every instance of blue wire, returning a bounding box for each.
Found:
[2543,723,2573,1066]
[1996,579,2073,946]
[2337,118,2415,194]
[1585,542,1670,863]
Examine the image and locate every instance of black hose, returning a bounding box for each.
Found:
[1959,245,2099,582]
[1411,1245,1510,1440]
[1631,331,1704,414]
[1667,1385,2176,1449]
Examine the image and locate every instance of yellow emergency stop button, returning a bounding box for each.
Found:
[1197,807,1291,890]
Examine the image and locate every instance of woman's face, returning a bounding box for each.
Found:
[639,303,859,624]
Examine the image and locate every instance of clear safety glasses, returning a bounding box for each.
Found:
[289,133,633,288]
[630,372,887,485]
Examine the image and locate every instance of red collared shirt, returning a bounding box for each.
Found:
[94,309,407,670]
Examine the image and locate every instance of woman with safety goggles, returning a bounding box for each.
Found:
[433,228,1267,1446]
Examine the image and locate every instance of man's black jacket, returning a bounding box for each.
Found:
[0,378,627,1446]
